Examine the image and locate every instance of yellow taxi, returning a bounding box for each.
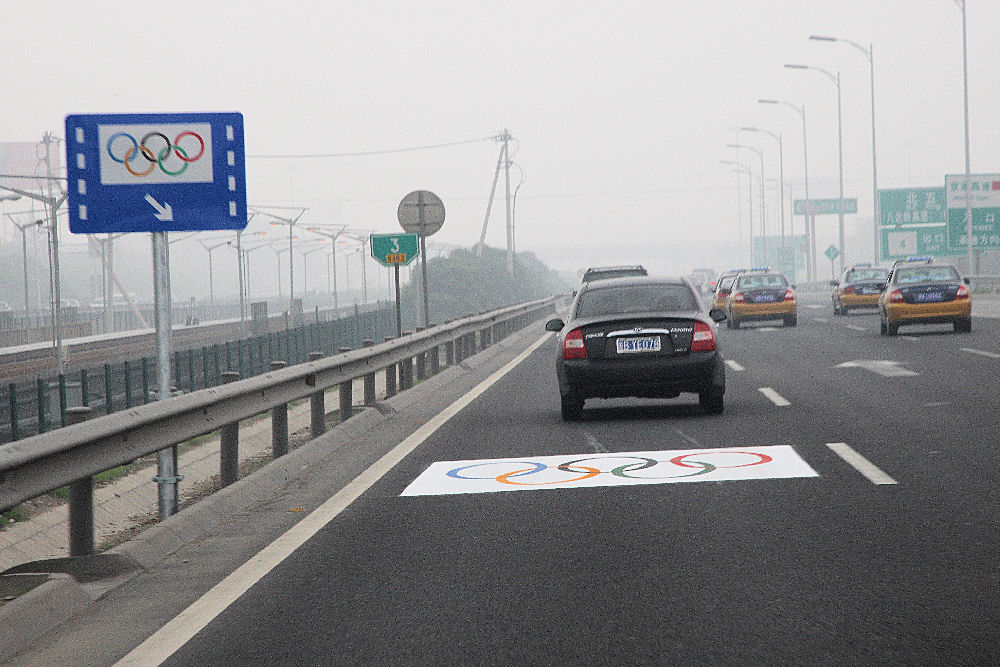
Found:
[726,268,796,328]
[878,257,972,335]
[712,270,743,311]
[830,263,889,315]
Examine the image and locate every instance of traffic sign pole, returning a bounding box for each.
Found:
[151,231,178,518]
[394,266,402,338]
[418,192,430,328]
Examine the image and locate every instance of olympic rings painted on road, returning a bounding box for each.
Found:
[106,130,206,177]
[444,451,773,487]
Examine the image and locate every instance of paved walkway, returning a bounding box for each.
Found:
[1,373,389,572]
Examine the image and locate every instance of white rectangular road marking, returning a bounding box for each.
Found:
[114,333,555,666]
[805,304,824,310]
[725,359,745,372]
[826,442,897,485]
[759,387,791,407]
[401,445,819,496]
[814,317,829,323]
[759,327,779,332]
[846,324,866,332]
[961,347,1000,359]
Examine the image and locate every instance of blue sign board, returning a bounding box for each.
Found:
[65,112,247,233]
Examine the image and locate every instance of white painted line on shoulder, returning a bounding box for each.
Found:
[961,347,1000,359]
[759,387,791,407]
[725,359,745,372]
[846,324,866,331]
[114,333,554,667]
[814,317,829,323]
[826,442,897,485]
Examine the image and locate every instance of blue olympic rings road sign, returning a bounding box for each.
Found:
[106,130,206,177]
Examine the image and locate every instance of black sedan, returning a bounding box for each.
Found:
[545,276,727,420]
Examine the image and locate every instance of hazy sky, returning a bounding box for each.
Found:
[3,1,999,296]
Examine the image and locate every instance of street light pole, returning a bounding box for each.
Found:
[810,34,880,264]
[5,213,42,324]
[957,0,974,275]
[306,225,347,313]
[720,160,755,266]
[759,99,813,280]
[741,127,785,241]
[786,63,846,271]
[728,143,765,247]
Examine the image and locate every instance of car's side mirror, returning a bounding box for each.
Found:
[964,277,971,285]
[545,318,565,332]
[708,308,727,323]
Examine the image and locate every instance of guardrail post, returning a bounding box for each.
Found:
[384,337,397,397]
[36,377,47,433]
[338,346,353,422]
[66,406,94,557]
[309,351,326,438]
[104,364,114,414]
[57,374,67,427]
[399,333,414,390]
[362,340,377,405]
[219,371,241,488]
[270,361,289,458]
[141,358,150,404]
[446,339,455,366]
[415,327,426,381]
[428,324,440,375]
[9,383,18,442]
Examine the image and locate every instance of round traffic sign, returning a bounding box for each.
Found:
[397,190,445,236]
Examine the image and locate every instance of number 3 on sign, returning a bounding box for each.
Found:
[391,237,400,253]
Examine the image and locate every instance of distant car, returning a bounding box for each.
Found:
[726,269,796,328]
[830,264,888,315]
[878,257,971,335]
[545,276,727,420]
[712,270,743,310]
[581,265,648,283]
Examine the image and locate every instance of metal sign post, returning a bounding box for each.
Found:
[394,266,402,337]
[65,111,247,520]
[397,191,444,328]
[371,233,419,338]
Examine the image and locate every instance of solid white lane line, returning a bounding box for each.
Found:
[846,324,866,331]
[826,442,897,485]
[725,359,745,372]
[758,387,791,407]
[961,347,1000,359]
[814,317,829,323]
[115,333,554,667]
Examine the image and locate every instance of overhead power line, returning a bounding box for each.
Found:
[248,135,499,159]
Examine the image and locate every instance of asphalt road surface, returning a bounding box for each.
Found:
[14,292,1000,665]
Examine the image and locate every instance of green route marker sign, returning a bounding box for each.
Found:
[794,198,858,215]
[370,233,419,267]
[878,187,946,227]
[824,244,840,261]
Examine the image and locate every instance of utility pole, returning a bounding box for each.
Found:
[502,129,514,276]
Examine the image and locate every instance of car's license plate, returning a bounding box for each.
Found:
[756,294,775,302]
[616,336,661,353]
[915,292,944,302]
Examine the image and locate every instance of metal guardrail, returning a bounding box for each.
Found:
[0,297,555,556]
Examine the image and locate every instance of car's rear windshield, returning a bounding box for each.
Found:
[735,273,788,289]
[845,268,888,283]
[718,275,737,291]
[575,284,698,317]
[895,266,960,284]
[583,268,647,282]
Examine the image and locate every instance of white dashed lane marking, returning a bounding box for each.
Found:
[758,387,791,407]
[725,359,745,372]
[846,324,866,332]
[814,317,829,323]
[961,347,1000,359]
[826,442,898,485]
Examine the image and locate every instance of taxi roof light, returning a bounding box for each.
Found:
[905,255,933,262]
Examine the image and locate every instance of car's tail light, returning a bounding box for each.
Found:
[691,321,716,352]
[956,284,969,299]
[731,291,744,303]
[843,286,856,295]
[562,328,587,359]
[784,288,796,301]
[890,289,903,303]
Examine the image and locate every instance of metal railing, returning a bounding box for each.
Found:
[0,297,555,560]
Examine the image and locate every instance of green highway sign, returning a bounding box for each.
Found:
[824,244,840,261]
[946,208,1000,249]
[794,198,858,215]
[878,187,946,227]
[882,227,962,260]
[370,233,419,267]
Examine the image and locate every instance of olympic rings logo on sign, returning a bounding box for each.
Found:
[106,131,206,177]
[445,451,773,487]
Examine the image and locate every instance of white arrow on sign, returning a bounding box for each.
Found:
[835,360,918,377]
[144,194,173,222]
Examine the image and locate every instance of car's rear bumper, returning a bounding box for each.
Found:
[839,293,880,308]
[730,301,796,320]
[558,351,724,399]
[885,299,971,324]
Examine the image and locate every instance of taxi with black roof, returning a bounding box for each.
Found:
[830,263,889,315]
[725,267,796,328]
[878,256,971,335]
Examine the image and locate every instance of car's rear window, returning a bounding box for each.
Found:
[718,275,737,291]
[575,284,698,317]
[735,273,788,289]
[583,268,647,282]
[895,266,960,284]
[845,268,888,283]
